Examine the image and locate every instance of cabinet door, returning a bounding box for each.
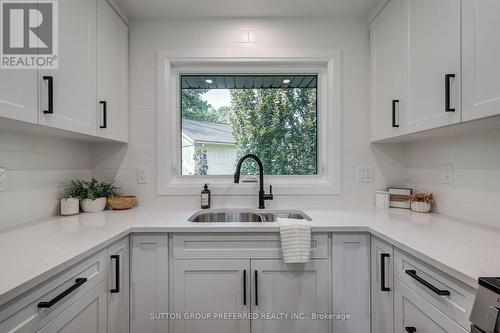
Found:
[130,234,168,333]
[371,236,394,333]
[38,0,97,135]
[250,259,329,333]
[108,237,129,333]
[402,0,461,134]
[462,0,500,121]
[394,278,468,333]
[97,0,128,141]
[332,233,370,333]
[37,280,107,333]
[172,260,251,333]
[0,70,38,123]
[370,0,402,141]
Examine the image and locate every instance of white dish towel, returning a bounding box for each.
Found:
[277,218,311,264]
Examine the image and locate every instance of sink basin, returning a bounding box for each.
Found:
[188,209,311,222]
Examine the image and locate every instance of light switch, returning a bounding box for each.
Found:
[441,164,454,184]
[137,167,149,184]
[0,167,6,192]
[357,166,374,183]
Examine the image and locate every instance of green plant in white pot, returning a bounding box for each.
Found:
[67,179,119,213]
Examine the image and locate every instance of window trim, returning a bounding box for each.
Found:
[157,49,341,196]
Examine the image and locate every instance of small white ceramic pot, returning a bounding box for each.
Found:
[80,197,107,213]
[410,201,432,213]
[61,198,80,216]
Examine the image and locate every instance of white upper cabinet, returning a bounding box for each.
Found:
[0,70,38,123]
[401,0,461,134]
[370,0,403,141]
[462,0,500,121]
[97,0,128,142]
[38,0,98,136]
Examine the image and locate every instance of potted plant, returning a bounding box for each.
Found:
[60,182,83,216]
[66,179,119,213]
[409,192,435,213]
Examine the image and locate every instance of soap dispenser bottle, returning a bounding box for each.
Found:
[201,184,211,209]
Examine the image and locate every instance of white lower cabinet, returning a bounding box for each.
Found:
[130,234,169,333]
[332,233,370,333]
[172,260,251,333]
[371,236,394,333]
[250,259,329,333]
[107,237,130,333]
[37,280,108,333]
[394,278,468,333]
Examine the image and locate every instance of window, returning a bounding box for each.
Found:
[157,51,341,195]
[180,74,318,176]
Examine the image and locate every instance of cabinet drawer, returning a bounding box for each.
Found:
[173,233,328,259]
[395,278,468,333]
[0,249,107,333]
[394,249,475,329]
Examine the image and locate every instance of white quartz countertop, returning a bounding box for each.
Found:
[1,206,500,306]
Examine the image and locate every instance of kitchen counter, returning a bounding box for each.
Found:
[1,206,499,306]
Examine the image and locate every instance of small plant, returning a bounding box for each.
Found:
[409,192,435,205]
[66,178,119,200]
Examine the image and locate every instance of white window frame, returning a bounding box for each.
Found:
[157,49,341,196]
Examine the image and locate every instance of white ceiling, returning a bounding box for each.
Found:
[117,0,379,19]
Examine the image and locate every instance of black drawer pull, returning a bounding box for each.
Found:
[392,99,400,128]
[243,270,247,306]
[405,270,450,296]
[381,253,391,292]
[99,101,107,129]
[43,76,54,114]
[37,278,87,308]
[405,327,416,333]
[111,255,120,293]
[445,74,456,112]
[254,270,258,306]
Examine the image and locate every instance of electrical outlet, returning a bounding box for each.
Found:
[441,164,454,184]
[137,167,149,184]
[357,166,374,183]
[0,168,6,192]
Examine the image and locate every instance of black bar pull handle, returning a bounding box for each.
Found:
[254,270,258,306]
[43,76,54,114]
[381,253,391,292]
[38,278,87,308]
[405,327,416,333]
[405,270,450,296]
[243,270,247,306]
[100,101,107,128]
[445,74,456,112]
[110,255,120,293]
[392,99,400,128]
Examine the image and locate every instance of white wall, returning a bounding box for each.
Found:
[405,129,500,228]
[0,130,92,229]
[92,17,407,209]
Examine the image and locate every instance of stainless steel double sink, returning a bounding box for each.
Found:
[188,209,311,223]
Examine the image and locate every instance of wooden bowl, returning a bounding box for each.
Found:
[107,196,137,210]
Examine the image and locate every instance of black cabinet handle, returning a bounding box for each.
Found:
[43,76,53,114]
[100,101,107,128]
[243,270,247,306]
[381,253,391,292]
[37,278,87,308]
[392,99,399,128]
[110,255,120,293]
[405,327,416,333]
[254,270,258,306]
[405,270,450,296]
[445,74,456,112]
